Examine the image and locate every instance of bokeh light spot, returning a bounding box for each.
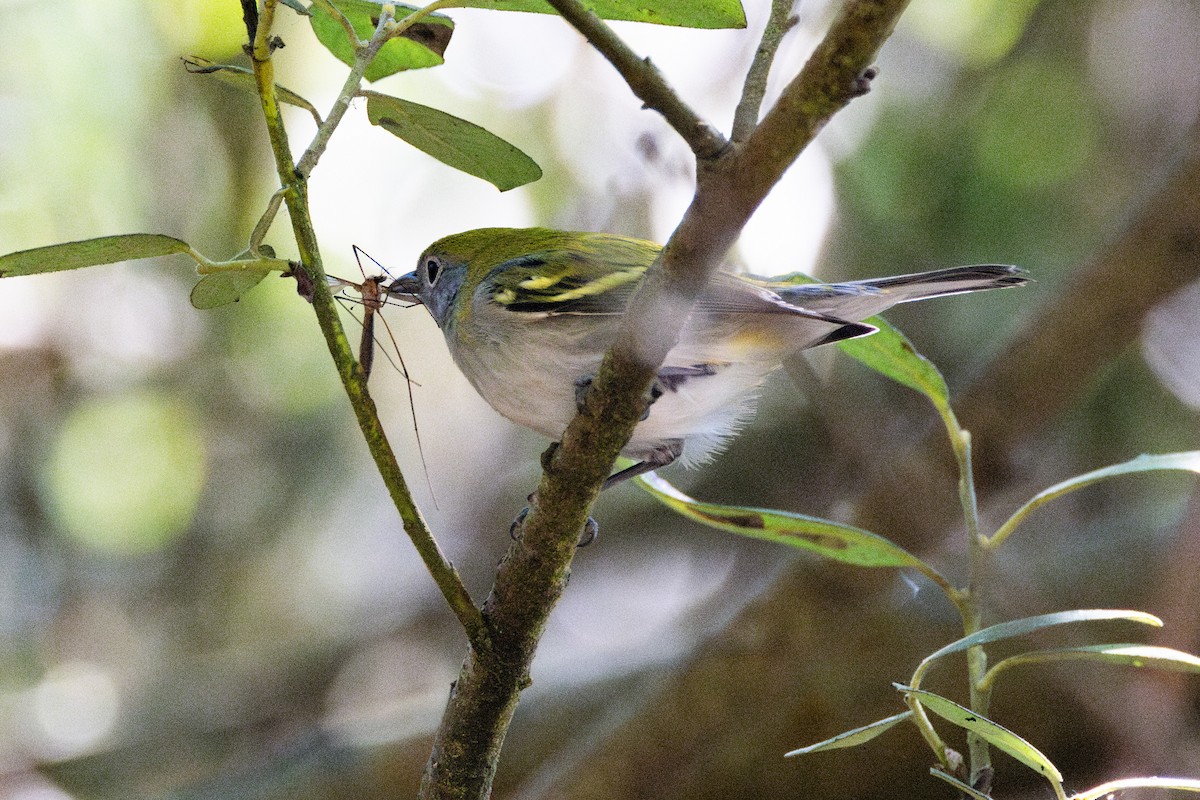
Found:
[43,392,207,553]
[904,0,1041,65]
[31,661,120,759]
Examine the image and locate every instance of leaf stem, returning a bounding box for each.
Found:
[195,256,290,274]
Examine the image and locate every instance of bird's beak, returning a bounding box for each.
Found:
[383,271,421,303]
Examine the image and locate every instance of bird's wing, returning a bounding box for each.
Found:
[481,240,653,315]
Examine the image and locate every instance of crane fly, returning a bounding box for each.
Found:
[328,247,437,505]
[327,246,411,381]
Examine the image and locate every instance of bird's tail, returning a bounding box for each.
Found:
[776,265,1028,322]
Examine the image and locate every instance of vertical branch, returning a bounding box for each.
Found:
[244,0,487,649]
[418,2,915,798]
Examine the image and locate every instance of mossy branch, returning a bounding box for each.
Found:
[417,2,914,798]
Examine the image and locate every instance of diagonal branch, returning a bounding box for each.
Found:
[242,2,487,650]
[418,2,914,798]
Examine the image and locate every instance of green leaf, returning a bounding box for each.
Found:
[279,0,311,13]
[929,767,994,800]
[0,234,194,277]
[990,452,1200,548]
[897,686,1063,785]
[310,0,453,82]
[190,270,272,309]
[837,318,952,417]
[983,644,1200,691]
[774,273,953,418]
[636,473,945,576]
[448,0,746,28]
[365,92,542,190]
[182,56,322,125]
[918,610,1163,672]
[1071,777,1200,800]
[785,711,912,756]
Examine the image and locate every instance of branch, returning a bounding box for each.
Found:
[731,0,798,142]
[417,2,913,798]
[245,2,487,649]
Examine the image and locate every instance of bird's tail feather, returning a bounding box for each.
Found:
[776,265,1027,321]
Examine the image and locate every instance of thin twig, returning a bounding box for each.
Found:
[543,0,729,159]
[732,0,799,142]
[296,0,456,177]
[735,0,905,209]
[245,0,488,651]
[296,6,395,176]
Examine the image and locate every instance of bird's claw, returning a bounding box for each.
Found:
[509,506,599,547]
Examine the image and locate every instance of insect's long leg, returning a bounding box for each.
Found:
[329,254,437,506]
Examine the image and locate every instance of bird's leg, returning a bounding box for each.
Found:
[602,439,683,490]
[513,454,600,547]
[575,364,717,420]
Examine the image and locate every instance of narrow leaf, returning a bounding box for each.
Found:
[929,767,994,800]
[636,473,944,576]
[365,92,542,191]
[280,0,311,13]
[838,318,952,415]
[310,0,453,82]
[785,711,912,756]
[0,234,193,277]
[1072,777,1200,800]
[182,56,322,125]
[190,270,272,309]
[991,452,1200,548]
[919,610,1163,672]
[448,0,746,28]
[898,687,1063,785]
[773,273,953,415]
[984,644,1200,691]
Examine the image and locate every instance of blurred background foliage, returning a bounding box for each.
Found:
[1,0,1198,798]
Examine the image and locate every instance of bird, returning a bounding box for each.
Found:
[385,227,1027,488]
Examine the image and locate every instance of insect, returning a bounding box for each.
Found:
[327,246,401,381]
[328,247,437,503]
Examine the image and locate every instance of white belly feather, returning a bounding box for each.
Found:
[445,302,783,467]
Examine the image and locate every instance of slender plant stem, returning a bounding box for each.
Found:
[731,0,798,142]
[244,1,488,651]
[296,6,394,176]
[297,0,459,176]
[947,418,993,786]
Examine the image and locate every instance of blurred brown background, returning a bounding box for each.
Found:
[1,0,1198,798]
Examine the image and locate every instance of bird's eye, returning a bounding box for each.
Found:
[425,258,441,285]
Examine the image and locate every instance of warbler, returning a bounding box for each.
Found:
[386,228,1026,487]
